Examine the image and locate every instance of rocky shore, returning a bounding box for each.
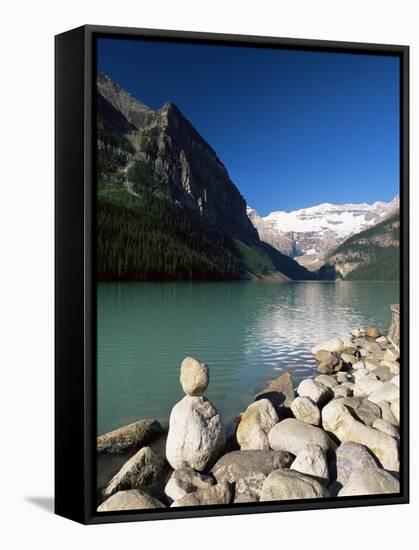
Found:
[97,319,401,511]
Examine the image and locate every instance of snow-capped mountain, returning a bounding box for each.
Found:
[247,196,399,270]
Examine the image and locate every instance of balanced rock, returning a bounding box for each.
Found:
[97,419,163,454]
[180,357,209,396]
[97,490,165,511]
[211,450,293,500]
[297,379,332,405]
[260,469,330,501]
[322,399,399,471]
[102,446,168,499]
[236,399,278,450]
[336,442,380,485]
[166,395,226,471]
[171,481,232,507]
[365,326,381,339]
[165,467,214,501]
[339,467,399,497]
[290,396,321,426]
[268,418,336,456]
[291,444,329,481]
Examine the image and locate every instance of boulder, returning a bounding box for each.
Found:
[352,360,365,370]
[97,490,165,511]
[354,375,384,397]
[317,361,335,375]
[102,447,168,499]
[339,467,399,497]
[97,419,163,454]
[290,396,321,426]
[340,397,381,426]
[333,386,352,398]
[236,399,278,450]
[268,418,336,456]
[315,374,338,389]
[336,442,380,485]
[336,372,350,383]
[165,467,214,501]
[365,326,381,338]
[372,419,399,439]
[211,450,293,499]
[340,353,357,367]
[322,399,399,471]
[260,469,330,501]
[234,493,258,503]
[377,400,399,426]
[351,328,364,338]
[311,338,344,355]
[367,382,399,405]
[376,336,389,346]
[290,444,329,481]
[166,395,226,471]
[365,358,382,372]
[381,360,400,375]
[314,350,339,367]
[370,365,393,382]
[180,357,209,396]
[353,368,368,380]
[383,349,399,362]
[297,379,332,405]
[171,481,233,507]
[255,371,295,413]
[391,375,400,387]
[391,398,400,423]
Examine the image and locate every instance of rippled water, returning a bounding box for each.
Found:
[97,281,399,435]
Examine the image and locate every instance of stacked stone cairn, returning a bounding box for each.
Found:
[97,324,401,511]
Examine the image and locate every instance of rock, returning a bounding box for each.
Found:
[290,396,321,426]
[311,338,344,355]
[363,341,383,354]
[391,375,400,387]
[317,361,335,375]
[352,360,365,370]
[354,375,384,397]
[260,469,330,501]
[333,385,352,398]
[165,467,214,501]
[315,374,338,389]
[353,368,368,380]
[341,397,381,426]
[381,360,400,374]
[336,442,380,485]
[255,371,295,413]
[297,379,332,405]
[383,349,399,362]
[365,326,381,338]
[166,395,226,471]
[102,447,168,499]
[314,350,339,367]
[378,400,399,426]
[336,372,350,383]
[372,419,399,439]
[376,336,389,346]
[97,490,166,511]
[341,353,357,366]
[351,328,364,338]
[365,358,381,372]
[236,399,278,450]
[171,481,233,507]
[322,399,399,471]
[179,357,209,396]
[339,467,399,497]
[234,493,258,503]
[291,444,329,481]
[97,419,163,454]
[391,399,400,423]
[371,365,393,382]
[341,382,356,393]
[211,450,293,499]
[268,418,336,456]
[367,382,399,404]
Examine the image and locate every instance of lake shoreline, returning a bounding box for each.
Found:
[96,309,401,511]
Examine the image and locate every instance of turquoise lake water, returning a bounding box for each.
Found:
[97,281,399,435]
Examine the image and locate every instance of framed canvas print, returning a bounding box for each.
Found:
[55,25,409,524]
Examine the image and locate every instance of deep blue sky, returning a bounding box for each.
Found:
[97,38,399,215]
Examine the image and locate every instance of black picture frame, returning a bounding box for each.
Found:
[55,24,409,525]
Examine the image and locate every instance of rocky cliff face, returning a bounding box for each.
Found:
[248,198,399,270]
